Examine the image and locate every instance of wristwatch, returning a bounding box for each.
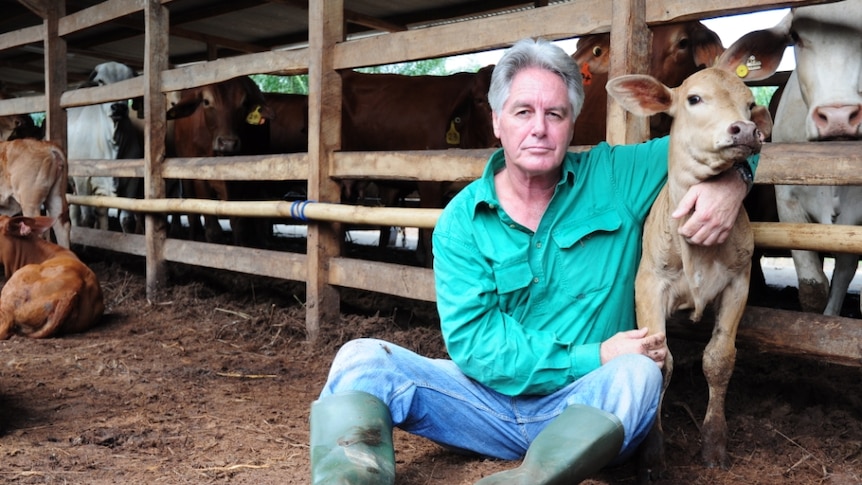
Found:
[734,162,754,193]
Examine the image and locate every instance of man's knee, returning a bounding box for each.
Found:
[323,338,401,398]
[609,354,663,396]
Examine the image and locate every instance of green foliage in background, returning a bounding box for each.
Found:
[751,86,778,108]
[250,57,458,94]
[355,57,448,76]
[251,73,309,94]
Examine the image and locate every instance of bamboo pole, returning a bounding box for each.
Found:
[67,194,862,254]
[67,195,442,229]
[67,195,862,255]
[752,222,862,253]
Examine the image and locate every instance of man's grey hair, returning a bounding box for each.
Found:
[488,37,584,118]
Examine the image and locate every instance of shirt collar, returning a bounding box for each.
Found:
[470,148,579,217]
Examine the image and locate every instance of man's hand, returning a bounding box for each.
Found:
[671,168,747,245]
[600,327,667,368]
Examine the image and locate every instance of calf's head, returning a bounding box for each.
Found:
[606,55,773,183]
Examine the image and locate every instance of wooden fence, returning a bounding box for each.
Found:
[0,0,860,364]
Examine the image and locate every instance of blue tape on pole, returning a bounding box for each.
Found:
[290,200,301,221]
[301,200,315,221]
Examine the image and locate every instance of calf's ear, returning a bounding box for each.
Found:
[8,216,53,238]
[751,104,773,141]
[605,74,673,117]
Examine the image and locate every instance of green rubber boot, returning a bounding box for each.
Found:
[475,404,624,485]
[309,391,396,485]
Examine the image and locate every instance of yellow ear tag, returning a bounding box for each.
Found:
[246,105,265,125]
[446,119,461,145]
[735,64,749,78]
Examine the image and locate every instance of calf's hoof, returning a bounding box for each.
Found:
[636,431,667,484]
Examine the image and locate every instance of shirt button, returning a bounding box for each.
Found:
[533,277,539,284]
[509,224,515,228]
[489,203,496,209]
[536,241,542,249]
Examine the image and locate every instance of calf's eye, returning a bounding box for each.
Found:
[687,95,702,105]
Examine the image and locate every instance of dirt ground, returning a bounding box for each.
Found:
[1,247,861,485]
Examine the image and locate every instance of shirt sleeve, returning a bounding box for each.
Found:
[604,137,671,221]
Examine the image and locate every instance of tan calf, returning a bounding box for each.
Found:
[607,58,773,480]
[0,139,70,247]
[0,216,104,339]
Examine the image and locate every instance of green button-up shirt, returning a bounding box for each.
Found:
[433,137,755,396]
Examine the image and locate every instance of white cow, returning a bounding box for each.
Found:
[67,61,137,230]
[721,0,862,315]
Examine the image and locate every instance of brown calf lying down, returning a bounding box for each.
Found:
[607,54,773,480]
[0,216,104,339]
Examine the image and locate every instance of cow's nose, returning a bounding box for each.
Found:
[728,121,759,146]
[214,136,240,154]
[813,104,862,139]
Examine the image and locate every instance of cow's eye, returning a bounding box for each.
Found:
[687,95,702,105]
[592,46,602,57]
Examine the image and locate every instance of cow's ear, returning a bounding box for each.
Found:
[606,74,673,117]
[246,104,274,125]
[715,16,790,82]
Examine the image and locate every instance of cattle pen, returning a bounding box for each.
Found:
[0,0,859,367]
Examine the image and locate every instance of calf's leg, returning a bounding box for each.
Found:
[634,268,674,483]
[700,275,747,468]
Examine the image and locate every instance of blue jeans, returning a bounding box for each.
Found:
[319,338,662,462]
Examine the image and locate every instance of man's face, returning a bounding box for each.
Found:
[492,67,575,177]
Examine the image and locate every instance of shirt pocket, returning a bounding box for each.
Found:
[492,256,533,295]
[552,209,622,249]
[551,209,624,301]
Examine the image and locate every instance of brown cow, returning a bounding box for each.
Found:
[0,215,104,339]
[341,65,496,263]
[573,21,724,145]
[607,55,772,478]
[0,139,70,248]
[168,76,274,244]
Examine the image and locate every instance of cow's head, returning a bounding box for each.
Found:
[721,3,862,141]
[168,76,273,156]
[82,61,137,88]
[571,21,725,144]
[454,64,498,149]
